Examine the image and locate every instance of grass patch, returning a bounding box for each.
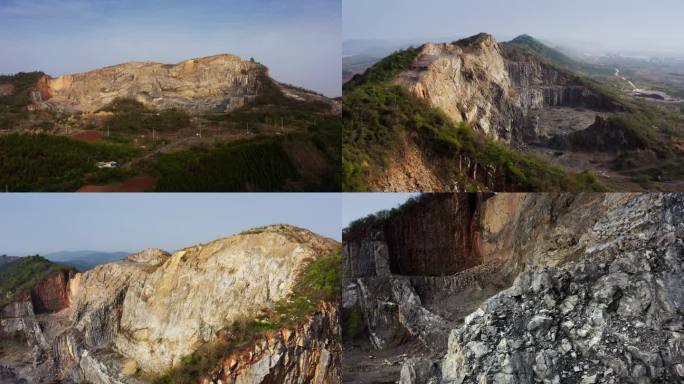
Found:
[153,252,341,384]
[344,47,419,91]
[0,133,140,191]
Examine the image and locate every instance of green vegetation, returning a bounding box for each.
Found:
[0,72,43,108]
[343,80,609,191]
[0,255,61,307]
[344,48,419,91]
[343,194,429,237]
[342,304,365,340]
[507,35,612,76]
[101,98,191,134]
[152,136,296,191]
[153,124,340,192]
[153,252,341,384]
[0,133,140,191]
[0,72,45,130]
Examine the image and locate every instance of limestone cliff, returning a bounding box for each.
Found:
[394,33,620,145]
[1,225,342,384]
[343,193,684,383]
[400,194,684,384]
[32,54,266,113]
[207,302,341,384]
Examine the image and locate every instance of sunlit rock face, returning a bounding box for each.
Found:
[1,225,341,384]
[31,54,265,113]
[394,33,619,144]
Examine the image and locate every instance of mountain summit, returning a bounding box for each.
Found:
[28,54,331,114]
[30,54,269,113]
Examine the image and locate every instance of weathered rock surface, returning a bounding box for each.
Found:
[208,302,341,384]
[425,194,684,384]
[344,193,684,384]
[394,33,620,145]
[549,116,647,153]
[1,225,341,384]
[30,269,76,314]
[31,54,265,113]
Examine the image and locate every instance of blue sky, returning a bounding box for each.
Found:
[342,193,418,229]
[344,0,684,54]
[0,193,342,255]
[0,0,341,96]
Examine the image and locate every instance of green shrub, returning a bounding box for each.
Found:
[343,82,609,192]
[153,136,298,191]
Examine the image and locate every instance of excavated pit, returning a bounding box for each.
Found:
[343,193,684,384]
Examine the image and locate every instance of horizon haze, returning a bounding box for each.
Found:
[0,0,341,97]
[0,193,342,256]
[343,0,684,57]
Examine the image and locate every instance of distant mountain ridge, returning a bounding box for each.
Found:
[45,250,130,271]
[0,254,20,266]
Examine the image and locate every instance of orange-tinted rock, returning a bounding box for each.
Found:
[30,269,75,313]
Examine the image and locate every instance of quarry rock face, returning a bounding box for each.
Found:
[344,193,684,384]
[214,302,342,384]
[1,225,341,384]
[30,268,76,314]
[31,54,265,113]
[416,194,684,384]
[394,34,618,144]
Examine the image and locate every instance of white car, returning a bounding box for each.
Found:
[96,161,120,169]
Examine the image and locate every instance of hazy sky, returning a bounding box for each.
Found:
[0,0,341,97]
[342,193,418,228]
[0,193,341,255]
[343,0,684,54]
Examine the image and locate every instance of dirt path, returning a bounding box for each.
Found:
[342,338,432,384]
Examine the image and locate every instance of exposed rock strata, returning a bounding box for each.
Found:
[1,225,341,384]
[394,34,620,145]
[401,193,684,384]
[31,54,265,113]
[30,268,76,313]
[208,302,341,384]
[344,193,683,384]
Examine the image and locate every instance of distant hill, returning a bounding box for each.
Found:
[45,250,130,271]
[0,254,20,266]
[507,34,612,76]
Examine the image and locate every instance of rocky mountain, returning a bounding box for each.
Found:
[395,33,621,144]
[343,32,684,191]
[342,193,684,383]
[31,54,260,113]
[0,225,342,384]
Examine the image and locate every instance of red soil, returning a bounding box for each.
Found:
[71,131,103,143]
[77,175,158,192]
